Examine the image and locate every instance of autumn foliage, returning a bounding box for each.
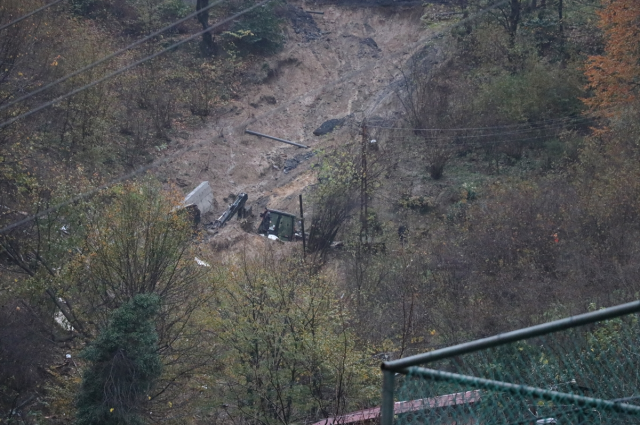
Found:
[583,0,640,115]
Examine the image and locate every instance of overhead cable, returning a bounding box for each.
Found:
[0,0,270,130]
[0,0,226,113]
[0,0,64,32]
[373,122,576,141]
[363,115,591,132]
[0,0,521,233]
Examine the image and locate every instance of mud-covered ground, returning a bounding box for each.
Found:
[158,1,438,255]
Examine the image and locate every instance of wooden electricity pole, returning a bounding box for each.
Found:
[299,194,306,259]
[360,120,368,242]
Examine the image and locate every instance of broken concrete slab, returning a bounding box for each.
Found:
[184,181,214,215]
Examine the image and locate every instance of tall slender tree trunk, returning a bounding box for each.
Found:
[196,0,216,55]
[508,0,521,46]
[558,0,566,66]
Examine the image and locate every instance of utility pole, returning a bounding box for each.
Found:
[299,194,306,259]
[360,119,368,242]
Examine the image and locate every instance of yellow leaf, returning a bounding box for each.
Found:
[110,408,114,413]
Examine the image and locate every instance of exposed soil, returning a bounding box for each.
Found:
[159,1,437,254]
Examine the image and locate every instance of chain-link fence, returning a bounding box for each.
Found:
[381,301,640,425]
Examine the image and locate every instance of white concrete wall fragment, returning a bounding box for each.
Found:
[184,181,214,215]
[55,311,74,331]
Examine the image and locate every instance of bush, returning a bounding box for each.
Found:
[398,194,433,214]
[157,0,191,22]
[223,2,284,54]
[475,60,584,123]
[70,0,100,16]
[308,146,360,262]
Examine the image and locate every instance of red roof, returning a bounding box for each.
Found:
[311,391,481,425]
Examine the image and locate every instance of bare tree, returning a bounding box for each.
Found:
[396,50,473,179]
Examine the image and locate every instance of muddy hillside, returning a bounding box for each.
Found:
[158,1,438,252]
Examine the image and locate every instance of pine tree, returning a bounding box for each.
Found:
[75,294,162,425]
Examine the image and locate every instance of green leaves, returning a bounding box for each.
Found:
[476,61,584,123]
[76,294,162,425]
[211,259,377,425]
[224,1,285,54]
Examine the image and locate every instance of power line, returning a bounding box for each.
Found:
[394,125,570,141]
[351,130,563,206]
[1,124,570,235]
[364,115,591,132]
[0,0,65,32]
[447,132,573,146]
[354,117,581,145]
[358,120,580,140]
[0,0,226,113]
[0,0,270,130]
[384,131,571,147]
[0,0,514,233]
[1,0,509,128]
[0,156,176,234]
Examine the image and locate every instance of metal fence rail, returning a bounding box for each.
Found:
[380,300,640,425]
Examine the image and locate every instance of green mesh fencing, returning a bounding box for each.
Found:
[382,302,640,425]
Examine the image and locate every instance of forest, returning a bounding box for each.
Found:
[0,0,639,423]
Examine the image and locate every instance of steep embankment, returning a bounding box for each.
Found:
[159,1,434,251]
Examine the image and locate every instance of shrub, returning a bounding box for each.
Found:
[223,2,284,54]
[70,0,100,16]
[398,194,433,214]
[308,146,360,262]
[157,0,191,22]
[475,60,584,123]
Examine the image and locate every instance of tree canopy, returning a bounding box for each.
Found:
[584,0,640,115]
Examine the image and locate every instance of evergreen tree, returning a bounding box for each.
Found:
[75,294,162,425]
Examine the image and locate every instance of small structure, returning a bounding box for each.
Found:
[311,391,482,425]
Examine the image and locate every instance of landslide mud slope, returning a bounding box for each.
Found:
[161,2,438,252]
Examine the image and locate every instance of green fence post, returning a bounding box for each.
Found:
[381,369,395,425]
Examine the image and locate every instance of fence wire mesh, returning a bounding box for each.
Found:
[383,304,640,425]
